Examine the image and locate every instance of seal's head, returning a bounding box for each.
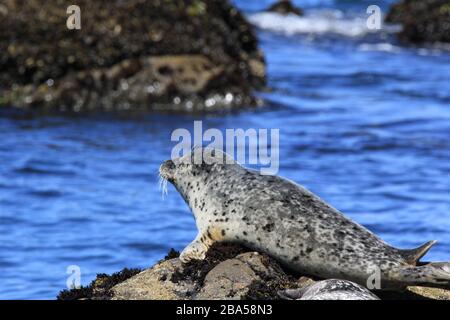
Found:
[159,147,236,201]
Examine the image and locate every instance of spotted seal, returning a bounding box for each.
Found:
[159,147,450,290]
[279,279,380,300]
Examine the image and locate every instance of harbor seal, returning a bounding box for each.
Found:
[159,147,450,290]
[278,279,380,300]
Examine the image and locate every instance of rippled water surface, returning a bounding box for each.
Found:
[1,0,450,299]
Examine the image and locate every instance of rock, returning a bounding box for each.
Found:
[112,259,197,300]
[112,244,296,300]
[57,244,450,300]
[386,0,450,44]
[407,286,450,300]
[196,252,293,299]
[196,254,261,300]
[377,285,450,300]
[57,268,143,300]
[266,0,303,16]
[0,0,266,113]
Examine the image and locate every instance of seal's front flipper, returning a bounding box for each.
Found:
[398,240,437,265]
[278,288,306,300]
[179,233,211,263]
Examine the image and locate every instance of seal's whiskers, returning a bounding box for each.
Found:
[159,175,168,199]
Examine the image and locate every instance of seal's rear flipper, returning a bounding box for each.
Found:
[398,240,437,265]
[392,262,450,289]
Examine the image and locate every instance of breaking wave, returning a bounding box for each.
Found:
[249,10,401,38]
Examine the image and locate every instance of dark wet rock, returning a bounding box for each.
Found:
[57,243,450,300]
[164,248,181,260]
[386,0,450,43]
[0,0,266,113]
[169,243,249,287]
[57,268,142,300]
[266,0,303,16]
[196,251,296,299]
[112,244,297,300]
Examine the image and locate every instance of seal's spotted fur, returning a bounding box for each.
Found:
[279,279,380,300]
[160,148,450,290]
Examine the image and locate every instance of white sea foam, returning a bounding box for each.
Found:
[358,42,450,55]
[358,43,402,53]
[249,10,400,38]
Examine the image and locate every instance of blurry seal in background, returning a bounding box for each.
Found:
[279,279,380,300]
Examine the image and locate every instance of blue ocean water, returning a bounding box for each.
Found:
[1,0,450,299]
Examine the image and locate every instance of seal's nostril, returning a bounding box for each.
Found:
[164,160,175,170]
